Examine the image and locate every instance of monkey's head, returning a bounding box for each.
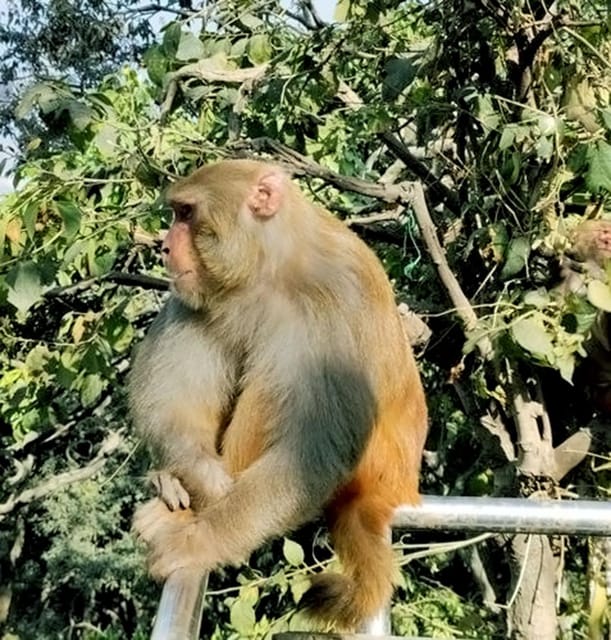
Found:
[163,160,292,309]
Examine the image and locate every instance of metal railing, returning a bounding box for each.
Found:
[150,496,611,639]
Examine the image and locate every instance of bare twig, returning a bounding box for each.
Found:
[0,432,123,519]
[124,3,191,18]
[405,182,493,358]
[45,271,169,298]
[161,62,268,117]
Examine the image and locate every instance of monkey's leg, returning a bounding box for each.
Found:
[135,363,377,578]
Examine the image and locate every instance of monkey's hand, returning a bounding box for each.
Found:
[133,498,216,580]
[149,470,191,511]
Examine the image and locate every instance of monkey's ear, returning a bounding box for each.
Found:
[247,169,285,218]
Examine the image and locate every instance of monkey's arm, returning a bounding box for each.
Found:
[130,301,236,509]
[134,360,376,578]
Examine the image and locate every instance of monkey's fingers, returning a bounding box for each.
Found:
[149,470,191,510]
[133,498,171,543]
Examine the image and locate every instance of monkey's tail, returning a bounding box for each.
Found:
[300,495,395,631]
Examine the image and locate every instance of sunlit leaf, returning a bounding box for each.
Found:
[501,236,530,279]
[80,374,105,406]
[176,32,205,61]
[94,123,118,157]
[587,279,611,312]
[56,201,82,239]
[238,13,264,30]
[511,317,553,358]
[248,35,272,64]
[586,141,611,193]
[282,538,304,567]
[334,0,351,21]
[289,574,310,603]
[523,289,550,308]
[6,261,44,312]
[230,598,256,635]
[556,353,575,383]
[68,101,92,130]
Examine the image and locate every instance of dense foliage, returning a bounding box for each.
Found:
[1,1,610,638]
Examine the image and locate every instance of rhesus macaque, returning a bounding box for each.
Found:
[130,159,428,630]
[564,220,611,413]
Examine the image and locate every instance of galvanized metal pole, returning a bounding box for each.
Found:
[150,496,611,639]
[393,496,611,536]
[150,569,208,640]
[362,496,611,636]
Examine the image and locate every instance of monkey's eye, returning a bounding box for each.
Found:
[174,203,194,222]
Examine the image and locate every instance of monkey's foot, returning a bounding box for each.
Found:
[133,498,214,579]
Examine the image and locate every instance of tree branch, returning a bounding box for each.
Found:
[45,271,169,298]
[0,432,123,520]
[335,81,461,215]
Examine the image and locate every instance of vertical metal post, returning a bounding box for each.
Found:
[150,569,209,640]
[359,526,392,636]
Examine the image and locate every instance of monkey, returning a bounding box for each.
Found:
[130,159,428,631]
[559,219,611,414]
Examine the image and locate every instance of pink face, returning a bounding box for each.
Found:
[162,206,204,308]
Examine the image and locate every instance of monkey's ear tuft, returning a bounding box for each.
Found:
[247,168,286,218]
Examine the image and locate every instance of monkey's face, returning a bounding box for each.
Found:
[161,201,209,309]
[163,161,289,308]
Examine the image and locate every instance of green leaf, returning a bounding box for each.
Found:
[248,35,272,65]
[586,141,611,193]
[6,261,44,312]
[587,279,611,312]
[282,538,304,567]
[556,353,575,383]
[143,45,169,86]
[535,136,554,161]
[56,201,82,239]
[501,236,530,279]
[238,13,264,30]
[231,38,249,59]
[511,317,554,358]
[382,58,417,101]
[602,108,611,131]
[162,22,182,56]
[176,32,205,61]
[536,114,559,136]
[105,315,134,352]
[334,0,351,21]
[80,374,105,406]
[499,126,515,150]
[289,574,310,604]
[68,101,92,129]
[15,82,58,120]
[478,94,500,132]
[94,123,119,157]
[229,598,256,635]
[523,289,550,308]
[22,202,38,239]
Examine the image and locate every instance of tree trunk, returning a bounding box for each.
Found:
[507,534,557,640]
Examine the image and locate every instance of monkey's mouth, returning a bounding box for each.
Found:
[170,270,194,282]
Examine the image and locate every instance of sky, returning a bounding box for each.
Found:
[0,0,336,195]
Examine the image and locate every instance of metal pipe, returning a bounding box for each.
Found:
[150,497,611,638]
[150,569,208,640]
[393,496,611,536]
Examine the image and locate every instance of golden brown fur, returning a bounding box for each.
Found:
[130,159,428,631]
